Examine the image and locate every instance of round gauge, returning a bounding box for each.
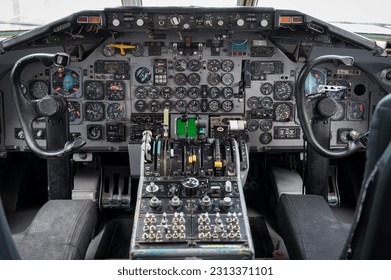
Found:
[52,69,81,97]
[259,132,272,145]
[131,43,144,57]
[148,100,161,112]
[175,100,187,113]
[106,81,125,100]
[247,96,260,109]
[107,103,125,120]
[331,102,345,121]
[134,86,147,99]
[85,102,105,121]
[260,83,273,95]
[135,67,152,84]
[274,103,292,121]
[221,73,234,86]
[339,130,350,144]
[188,87,200,99]
[187,73,201,86]
[102,44,115,57]
[208,100,220,112]
[87,125,102,140]
[305,69,326,96]
[247,119,259,132]
[347,102,365,120]
[221,100,234,112]
[85,81,104,100]
[135,100,147,112]
[161,87,173,99]
[174,73,187,85]
[222,87,234,99]
[207,73,220,86]
[274,81,293,100]
[209,87,220,99]
[260,120,272,132]
[174,59,187,72]
[30,80,49,99]
[260,96,273,109]
[188,100,201,112]
[188,59,202,71]
[67,101,82,123]
[175,87,187,99]
[221,59,234,72]
[207,59,221,72]
[161,100,173,110]
[148,86,160,99]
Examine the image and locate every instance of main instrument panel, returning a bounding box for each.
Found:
[2,7,386,154]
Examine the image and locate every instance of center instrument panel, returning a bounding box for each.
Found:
[4,7,386,153]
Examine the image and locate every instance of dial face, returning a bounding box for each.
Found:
[87,125,102,140]
[347,102,365,120]
[187,73,201,85]
[207,59,221,72]
[106,81,125,100]
[222,87,233,99]
[107,103,125,120]
[305,69,326,96]
[260,96,273,109]
[102,44,116,57]
[131,43,144,57]
[221,73,234,86]
[207,73,220,86]
[221,100,234,112]
[208,100,220,112]
[274,81,293,100]
[148,86,160,99]
[188,87,200,99]
[67,101,82,124]
[85,81,104,100]
[134,86,147,99]
[247,119,259,132]
[188,59,202,71]
[161,87,173,99]
[134,100,147,112]
[175,87,187,99]
[175,100,187,113]
[161,100,173,110]
[209,87,220,99]
[260,83,273,95]
[247,96,260,109]
[331,102,345,121]
[52,69,81,97]
[30,80,49,99]
[274,103,292,121]
[174,59,187,72]
[135,67,152,84]
[221,59,234,72]
[174,73,187,85]
[148,100,161,112]
[85,102,105,121]
[338,129,351,144]
[259,132,272,144]
[260,120,272,132]
[188,100,201,112]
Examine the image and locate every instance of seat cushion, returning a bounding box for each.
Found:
[13,199,97,260]
[277,194,350,259]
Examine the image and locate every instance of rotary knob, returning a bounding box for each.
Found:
[182,177,199,196]
[222,197,232,208]
[236,18,245,27]
[200,195,212,208]
[136,18,144,26]
[149,196,161,209]
[112,18,120,27]
[170,196,181,208]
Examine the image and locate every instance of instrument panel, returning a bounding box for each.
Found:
[2,7,386,153]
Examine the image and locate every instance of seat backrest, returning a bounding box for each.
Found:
[341,93,391,259]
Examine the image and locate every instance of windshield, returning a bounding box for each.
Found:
[1,0,390,31]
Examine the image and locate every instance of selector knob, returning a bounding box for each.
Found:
[170,196,181,208]
[149,196,161,209]
[236,18,245,27]
[136,18,144,26]
[112,18,120,27]
[217,20,224,26]
[182,177,199,196]
[260,19,269,27]
[170,16,181,26]
[200,195,212,208]
[222,197,233,208]
[146,182,159,193]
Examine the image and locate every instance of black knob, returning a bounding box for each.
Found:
[317,97,337,118]
[182,177,199,196]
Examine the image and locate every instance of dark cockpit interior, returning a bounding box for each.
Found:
[1,2,391,260]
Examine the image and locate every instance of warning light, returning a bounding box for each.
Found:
[88,16,102,24]
[279,16,292,24]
